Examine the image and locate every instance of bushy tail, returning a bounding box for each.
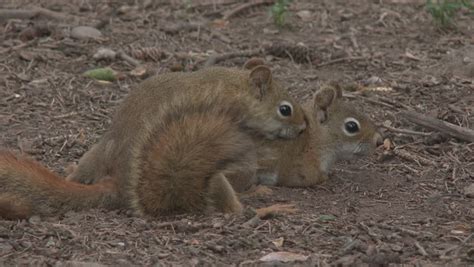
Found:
[0,151,119,220]
[129,112,254,217]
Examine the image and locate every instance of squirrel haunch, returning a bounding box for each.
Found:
[0,61,307,219]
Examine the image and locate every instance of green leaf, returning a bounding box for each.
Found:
[84,67,117,82]
[318,214,336,222]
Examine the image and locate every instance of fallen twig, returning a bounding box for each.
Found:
[117,50,141,67]
[344,93,395,109]
[186,0,238,12]
[359,222,381,244]
[203,49,262,67]
[222,0,274,21]
[0,6,73,22]
[370,223,431,238]
[414,241,428,256]
[400,110,474,143]
[161,22,231,44]
[379,124,432,137]
[393,148,437,166]
[316,56,367,68]
[0,39,38,54]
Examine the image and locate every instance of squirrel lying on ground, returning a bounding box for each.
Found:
[0,60,307,219]
[255,84,383,187]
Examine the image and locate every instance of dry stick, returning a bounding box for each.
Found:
[187,0,239,11]
[344,93,395,109]
[0,6,70,21]
[0,39,38,54]
[375,95,413,110]
[117,51,141,67]
[316,56,366,68]
[414,241,428,256]
[400,110,474,143]
[370,223,430,238]
[393,148,436,166]
[222,0,275,21]
[162,23,231,44]
[379,124,432,137]
[203,49,262,67]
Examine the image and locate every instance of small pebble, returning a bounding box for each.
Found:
[71,26,102,40]
[464,184,474,198]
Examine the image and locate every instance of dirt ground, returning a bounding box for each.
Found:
[1,0,473,266]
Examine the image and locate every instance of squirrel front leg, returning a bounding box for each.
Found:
[206,173,243,214]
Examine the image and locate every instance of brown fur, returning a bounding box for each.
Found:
[0,61,307,219]
[0,151,119,219]
[68,65,306,189]
[256,85,383,187]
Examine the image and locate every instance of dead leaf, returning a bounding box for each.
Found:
[464,184,474,198]
[318,214,336,222]
[188,239,200,245]
[297,10,313,22]
[130,66,148,78]
[93,48,117,61]
[404,51,421,61]
[259,251,308,263]
[255,204,298,219]
[211,19,229,29]
[272,237,284,248]
[383,138,393,151]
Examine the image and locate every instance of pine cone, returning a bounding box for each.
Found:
[264,43,315,64]
[129,47,166,62]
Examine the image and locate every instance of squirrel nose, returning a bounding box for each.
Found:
[373,132,384,147]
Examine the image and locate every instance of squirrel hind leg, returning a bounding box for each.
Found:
[0,194,32,220]
[206,173,243,214]
[132,145,209,217]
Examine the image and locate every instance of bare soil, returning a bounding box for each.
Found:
[1,0,473,266]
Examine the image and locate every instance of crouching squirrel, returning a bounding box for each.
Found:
[0,60,306,219]
[255,84,383,188]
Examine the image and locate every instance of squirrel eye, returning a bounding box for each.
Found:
[343,118,360,136]
[278,101,293,117]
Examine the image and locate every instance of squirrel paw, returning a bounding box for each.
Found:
[64,163,78,178]
[255,204,298,219]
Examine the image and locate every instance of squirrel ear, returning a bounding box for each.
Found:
[327,81,343,99]
[249,65,272,100]
[313,85,338,123]
[243,57,266,70]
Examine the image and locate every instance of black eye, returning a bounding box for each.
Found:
[279,104,292,117]
[345,121,359,133]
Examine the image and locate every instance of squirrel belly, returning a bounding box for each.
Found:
[0,151,119,219]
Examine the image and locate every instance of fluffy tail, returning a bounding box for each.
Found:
[0,151,119,220]
[129,112,255,217]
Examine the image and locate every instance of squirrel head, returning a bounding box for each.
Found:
[242,58,307,140]
[311,84,383,169]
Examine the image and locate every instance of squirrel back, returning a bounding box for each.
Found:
[67,61,307,189]
[127,88,260,215]
[257,84,383,187]
[0,60,307,219]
